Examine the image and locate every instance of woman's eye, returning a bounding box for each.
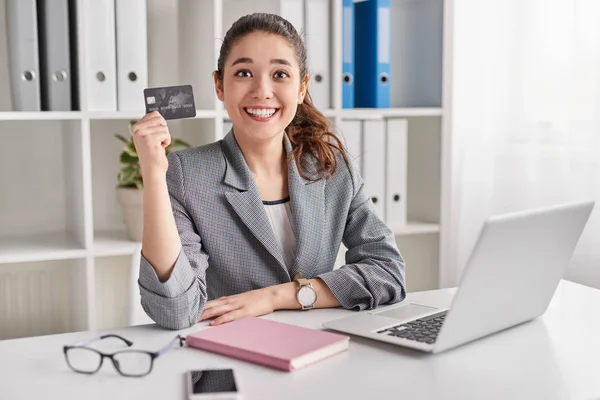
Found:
[235,70,252,78]
[274,71,289,79]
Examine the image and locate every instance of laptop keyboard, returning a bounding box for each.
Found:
[377,310,448,344]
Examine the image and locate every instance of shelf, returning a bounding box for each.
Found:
[392,221,440,236]
[0,112,84,121]
[0,110,220,121]
[0,222,438,262]
[93,230,140,257]
[0,233,86,264]
[86,109,217,120]
[338,108,443,119]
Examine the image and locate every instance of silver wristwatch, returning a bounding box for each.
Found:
[293,273,317,310]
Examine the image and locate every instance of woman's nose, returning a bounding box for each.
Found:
[250,76,273,99]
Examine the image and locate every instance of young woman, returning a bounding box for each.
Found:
[132,13,406,330]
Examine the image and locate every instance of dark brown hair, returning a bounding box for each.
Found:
[215,13,348,180]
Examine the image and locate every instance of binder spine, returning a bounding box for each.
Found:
[376,3,391,108]
[115,0,148,111]
[342,0,354,108]
[37,0,72,111]
[304,0,331,109]
[6,0,41,111]
[354,0,391,108]
[84,0,117,111]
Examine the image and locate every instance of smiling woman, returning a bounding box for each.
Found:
[134,13,406,330]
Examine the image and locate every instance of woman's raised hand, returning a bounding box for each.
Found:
[130,111,172,179]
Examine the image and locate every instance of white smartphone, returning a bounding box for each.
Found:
[185,368,240,400]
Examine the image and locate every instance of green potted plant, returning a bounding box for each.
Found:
[114,120,191,241]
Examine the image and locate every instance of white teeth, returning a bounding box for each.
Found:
[245,108,276,118]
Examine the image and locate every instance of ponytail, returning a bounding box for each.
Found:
[286,94,349,180]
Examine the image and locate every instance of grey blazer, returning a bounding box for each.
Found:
[139,130,406,330]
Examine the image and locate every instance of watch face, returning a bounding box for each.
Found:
[297,286,317,306]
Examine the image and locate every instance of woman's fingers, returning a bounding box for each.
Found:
[134,132,171,150]
[131,118,171,149]
[202,300,232,315]
[134,125,168,138]
[129,112,171,175]
[211,309,245,326]
[150,132,171,148]
[203,297,230,310]
[161,132,171,148]
[200,302,239,321]
[138,110,162,123]
[133,112,165,130]
[132,117,166,135]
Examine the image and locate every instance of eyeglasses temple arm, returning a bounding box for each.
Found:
[156,335,185,356]
[68,334,134,348]
[100,334,134,346]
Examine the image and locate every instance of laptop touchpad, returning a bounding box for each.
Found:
[375,303,439,321]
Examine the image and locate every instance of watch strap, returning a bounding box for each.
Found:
[293,272,309,286]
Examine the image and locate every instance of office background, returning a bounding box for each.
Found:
[0,0,598,341]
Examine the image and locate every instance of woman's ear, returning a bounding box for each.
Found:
[213,71,225,102]
[298,74,309,104]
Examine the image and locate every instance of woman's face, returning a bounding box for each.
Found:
[215,31,307,143]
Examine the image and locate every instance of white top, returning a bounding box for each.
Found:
[263,197,297,271]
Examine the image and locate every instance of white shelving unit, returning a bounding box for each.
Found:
[0,0,450,339]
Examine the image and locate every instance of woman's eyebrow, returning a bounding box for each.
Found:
[231,57,253,66]
[271,58,292,67]
[230,58,292,67]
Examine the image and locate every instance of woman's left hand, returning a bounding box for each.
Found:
[199,288,276,326]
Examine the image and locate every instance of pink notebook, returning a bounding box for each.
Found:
[185,317,350,371]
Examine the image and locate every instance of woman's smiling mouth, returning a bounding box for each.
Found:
[244,107,279,121]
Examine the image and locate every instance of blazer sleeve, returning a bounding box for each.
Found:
[138,152,209,330]
[316,160,406,311]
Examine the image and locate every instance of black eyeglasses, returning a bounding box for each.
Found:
[63,334,185,377]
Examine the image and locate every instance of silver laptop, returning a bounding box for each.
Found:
[323,200,595,353]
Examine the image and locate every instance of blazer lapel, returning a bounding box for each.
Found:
[283,135,325,279]
[221,131,288,276]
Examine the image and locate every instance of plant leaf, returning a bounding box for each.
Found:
[117,182,138,189]
[114,133,130,145]
[127,140,137,152]
[118,165,137,186]
[115,121,143,188]
[123,146,138,158]
[120,152,138,164]
[132,166,143,188]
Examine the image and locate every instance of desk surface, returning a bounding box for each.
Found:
[1,280,599,400]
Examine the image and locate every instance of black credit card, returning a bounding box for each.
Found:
[143,84,196,120]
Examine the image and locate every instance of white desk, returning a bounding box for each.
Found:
[1,280,599,400]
